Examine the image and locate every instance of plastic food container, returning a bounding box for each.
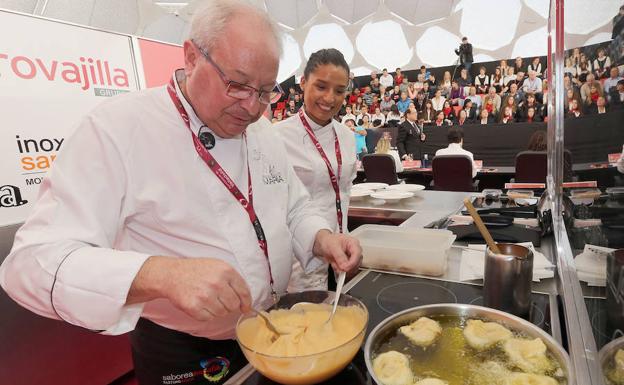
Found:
[482,189,503,200]
[507,189,535,200]
[350,225,456,276]
[570,188,602,199]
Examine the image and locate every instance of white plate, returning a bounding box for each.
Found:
[350,189,373,201]
[370,190,414,202]
[352,182,389,191]
[385,184,426,194]
[515,198,539,206]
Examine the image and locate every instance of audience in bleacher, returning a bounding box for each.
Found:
[272,41,623,130]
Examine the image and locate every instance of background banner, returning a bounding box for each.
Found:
[0,11,139,226]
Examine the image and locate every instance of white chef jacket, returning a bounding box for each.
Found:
[0,71,330,339]
[275,109,357,291]
[435,143,478,178]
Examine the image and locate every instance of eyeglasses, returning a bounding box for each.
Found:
[192,40,283,104]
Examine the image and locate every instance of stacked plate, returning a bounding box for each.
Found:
[350,189,373,201]
[352,182,389,191]
[370,190,414,203]
[386,184,425,195]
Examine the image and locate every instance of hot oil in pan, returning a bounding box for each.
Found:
[373,315,566,385]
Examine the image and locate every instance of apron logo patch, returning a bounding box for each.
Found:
[201,357,230,383]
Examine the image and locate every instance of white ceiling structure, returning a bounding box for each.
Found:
[1,0,620,82]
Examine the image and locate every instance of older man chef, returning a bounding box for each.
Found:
[0,1,362,384]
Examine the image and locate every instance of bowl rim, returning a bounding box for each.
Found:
[235,291,369,359]
[599,335,624,367]
[364,303,572,385]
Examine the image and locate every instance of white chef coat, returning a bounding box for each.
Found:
[379,74,394,89]
[0,71,330,339]
[435,143,478,178]
[275,109,357,291]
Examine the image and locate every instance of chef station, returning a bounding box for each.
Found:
[0,1,623,385]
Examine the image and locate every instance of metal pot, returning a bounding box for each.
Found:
[599,335,624,384]
[364,303,573,384]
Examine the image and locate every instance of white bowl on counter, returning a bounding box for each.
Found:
[370,190,413,203]
[352,182,389,191]
[385,184,425,195]
[350,189,373,201]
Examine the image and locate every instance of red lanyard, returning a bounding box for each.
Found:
[298,109,343,233]
[167,76,276,299]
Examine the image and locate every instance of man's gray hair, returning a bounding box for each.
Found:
[188,0,282,55]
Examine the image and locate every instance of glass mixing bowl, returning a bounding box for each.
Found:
[236,290,368,385]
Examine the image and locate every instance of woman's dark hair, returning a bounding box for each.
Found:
[528,130,547,151]
[304,48,350,79]
[390,104,399,114]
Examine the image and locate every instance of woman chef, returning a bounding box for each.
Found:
[276,49,358,291]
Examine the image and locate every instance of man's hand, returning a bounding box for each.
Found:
[127,256,252,321]
[312,230,362,274]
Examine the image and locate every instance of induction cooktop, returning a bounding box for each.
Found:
[240,272,553,385]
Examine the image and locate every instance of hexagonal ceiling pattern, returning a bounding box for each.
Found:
[3,0,618,82]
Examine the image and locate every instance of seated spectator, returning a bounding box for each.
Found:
[394,68,404,86]
[440,71,453,96]
[499,59,509,75]
[426,73,437,89]
[484,86,502,112]
[370,78,381,95]
[353,97,364,115]
[285,99,299,117]
[413,91,427,112]
[347,71,355,92]
[371,107,386,128]
[375,134,403,172]
[527,57,544,78]
[442,100,457,122]
[499,106,515,124]
[362,86,374,106]
[419,65,431,81]
[421,100,436,125]
[356,105,372,126]
[287,86,298,101]
[414,73,426,92]
[608,79,624,108]
[593,47,611,79]
[458,68,472,88]
[391,85,402,102]
[474,66,490,94]
[478,108,493,125]
[514,56,525,74]
[583,83,602,111]
[490,67,504,93]
[380,92,395,113]
[433,110,453,127]
[587,96,609,115]
[576,53,592,82]
[564,57,577,77]
[341,105,356,124]
[380,68,394,89]
[449,81,465,106]
[294,93,303,109]
[408,81,418,99]
[580,73,604,104]
[483,98,498,120]
[564,88,582,110]
[369,94,380,114]
[337,99,348,119]
[567,99,583,118]
[344,118,366,158]
[463,99,478,122]
[400,78,410,95]
[422,81,434,99]
[272,109,284,123]
[435,126,477,177]
[348,88,361,104]
[503,67,516,89]
[518,93,541,120]
[527,130,547,151]
[520,106,542,123]
[386,105,402,126]
[431,89,447,111]
[369,70,378,86]
[464,86,482,110]
[505,83,524,103]
[604,67,623,98]
[397,92,411,114]
[456,109,469,126]
[522,70,543,99]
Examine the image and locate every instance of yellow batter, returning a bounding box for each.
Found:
[238,303,367,356]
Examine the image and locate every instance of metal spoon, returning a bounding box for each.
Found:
[327,271,346,324]
[255,309,288,339]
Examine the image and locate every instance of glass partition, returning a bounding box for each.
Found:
[550,0,624,384]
